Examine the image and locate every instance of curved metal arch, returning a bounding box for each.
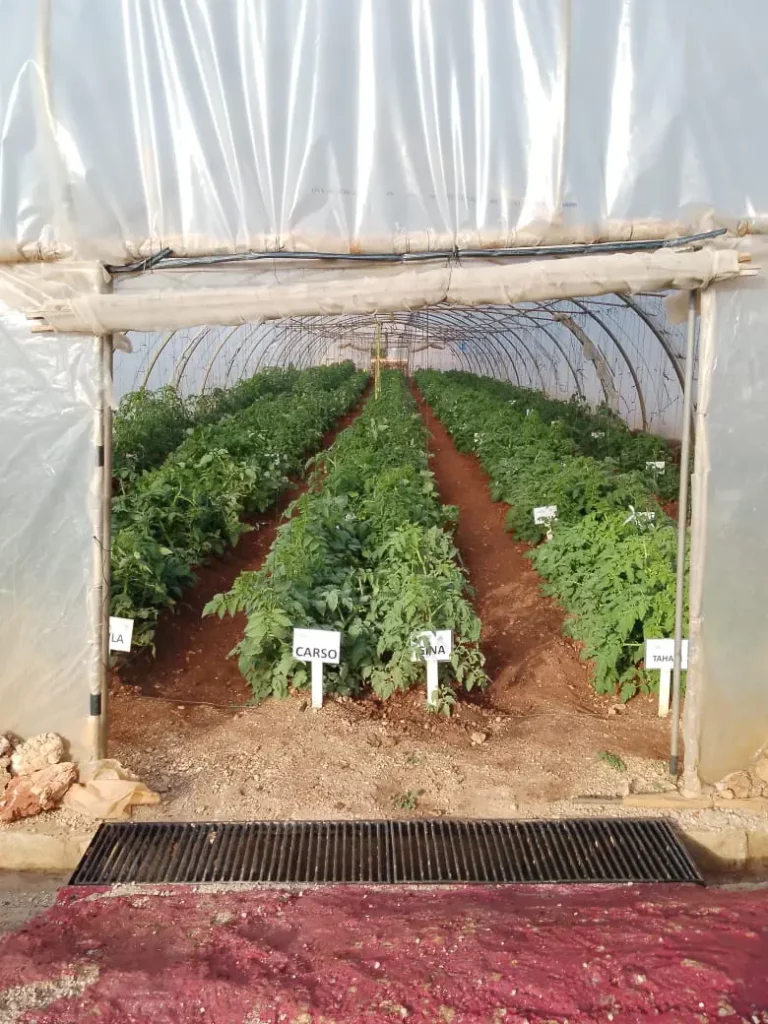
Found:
[468,307,561,393]
[258,323,306,373]
[293,320,478,379]
[222,322,262,384]
[457,330,524,385]
[489,307,585,398]
[419,304,575,395]
[251,321,301,372]
[200,325,244,392]
[140,329,179,389]
[408,307,528,380]
[294,311,487,378]
[174,325,216,391]
[263,316,348,374]
[617,294,686,395]
[569,298,648,430]
[412,310,500,378]
[404,308,531,386]
[478,317,552,393]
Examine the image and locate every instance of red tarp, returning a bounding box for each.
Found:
[1,884,766,1022]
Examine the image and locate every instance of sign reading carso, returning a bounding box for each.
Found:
[292,627,341,710]
[292,628,341,665]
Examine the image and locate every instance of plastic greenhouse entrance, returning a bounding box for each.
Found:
[3,233,763,820]
[34,246,722,820]
[5,2,768,821]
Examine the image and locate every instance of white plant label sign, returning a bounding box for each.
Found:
[411,630,453,706]
[411,629,453,663]
[533,505,558,525]
[109,617,134,652]
[646,461,666,473]
[293,628,341,708]
[645,638,688,718]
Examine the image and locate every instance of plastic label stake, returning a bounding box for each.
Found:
[645,638,688,717]
[533,505,558,541]
[109,616,134,652]
[311,661,324,709]
[411,630,453,707]
[292,627,342,709]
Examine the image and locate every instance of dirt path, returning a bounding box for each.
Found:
[414,388,669,764]
[416,389,589,702]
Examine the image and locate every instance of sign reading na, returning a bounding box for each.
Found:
[411,630,453,663]
[292,628,341,665]
[109,616,134,653]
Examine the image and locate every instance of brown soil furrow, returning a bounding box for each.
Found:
[114,387,371,706]
[413,385,668,760]
[413,387,589,700]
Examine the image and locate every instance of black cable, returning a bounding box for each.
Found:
[103,229,727,277]
[105,246,174,275]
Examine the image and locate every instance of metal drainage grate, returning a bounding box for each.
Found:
[69,818,702,886]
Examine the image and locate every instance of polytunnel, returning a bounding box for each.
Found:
[1,0,768,804]
[119,293,693,439]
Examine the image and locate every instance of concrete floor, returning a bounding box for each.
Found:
[0,872,67,934]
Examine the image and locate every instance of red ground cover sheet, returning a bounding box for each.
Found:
[0,884,766,1022]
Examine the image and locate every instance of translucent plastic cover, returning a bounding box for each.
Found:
[685,256,768,782]
[2,0,768,262]
[0,277,99,760]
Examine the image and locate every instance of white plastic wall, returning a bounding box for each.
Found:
[0,294,99,759]
[3,1,768,261]
[686,264,768,782]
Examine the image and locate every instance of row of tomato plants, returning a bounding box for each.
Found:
[414,369,684,701]
[206,370,486,704]
[111,363,367,649]
[113,366,309,485]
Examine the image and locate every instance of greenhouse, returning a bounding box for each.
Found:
[1,0,768,817]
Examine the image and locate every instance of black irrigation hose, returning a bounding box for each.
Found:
[104,229,727,277]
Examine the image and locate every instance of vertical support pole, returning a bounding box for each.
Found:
[426,662,439,706]
[311,661,323,709]
[374,320,382,398]
[97,329,113,759]
[670,290,698,777]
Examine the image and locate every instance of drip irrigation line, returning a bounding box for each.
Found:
[104,229,727,276]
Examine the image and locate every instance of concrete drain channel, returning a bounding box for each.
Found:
[69,818,703,886]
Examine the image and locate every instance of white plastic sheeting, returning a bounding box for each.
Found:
[28,249,741,334]
[684,252,768,783]
[0,280,100,760]
[2,0,768,262]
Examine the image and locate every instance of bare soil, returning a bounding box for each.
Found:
[109,386,672,822]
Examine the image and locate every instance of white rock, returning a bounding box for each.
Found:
[10,732,65,776]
